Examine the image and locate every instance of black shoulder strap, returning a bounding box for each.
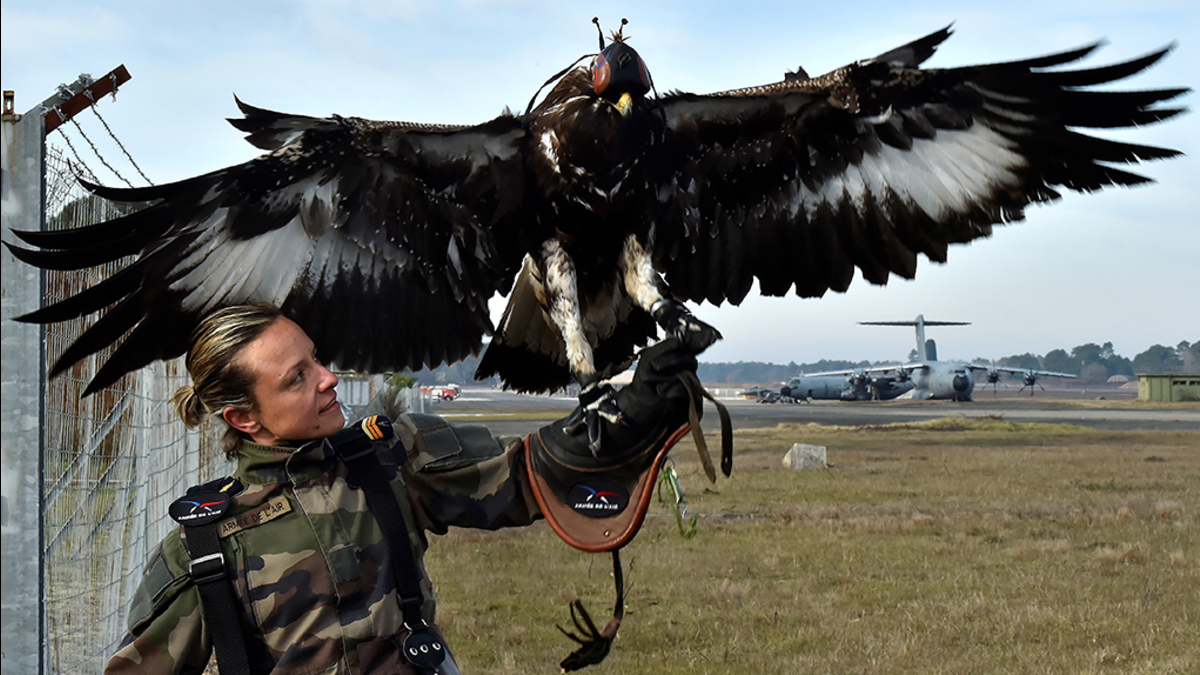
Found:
[169,477,250,675]
[328,416,446,671]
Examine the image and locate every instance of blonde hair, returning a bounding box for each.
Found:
[170,303,284,457]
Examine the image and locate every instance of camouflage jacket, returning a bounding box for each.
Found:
[106,414,541,675]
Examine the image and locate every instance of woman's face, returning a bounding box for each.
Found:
[230,317,344,446]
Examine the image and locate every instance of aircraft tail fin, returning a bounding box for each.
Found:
[858,314,969,362]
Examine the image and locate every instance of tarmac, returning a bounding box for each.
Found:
[432,385,1200,435]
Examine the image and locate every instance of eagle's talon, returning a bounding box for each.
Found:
[651,300,722,356]
[577,380,607,406]
[562,406,586,435]
[672,320,722,355]
[595,393,622,425]
[586,411,602,456]
[570,383,621,455]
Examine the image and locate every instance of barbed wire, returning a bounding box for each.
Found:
[48,76,153,189]
[52,121,101,184]
[84,84,153,186]
[62,115,137,188]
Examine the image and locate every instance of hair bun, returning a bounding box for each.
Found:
[170,384,207,428]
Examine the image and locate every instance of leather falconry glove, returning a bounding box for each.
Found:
[525,338,732,671]
[528,338,702,551]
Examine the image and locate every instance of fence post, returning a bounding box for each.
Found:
[2,91,48,675]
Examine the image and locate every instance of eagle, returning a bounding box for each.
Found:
[7,21,1187,400]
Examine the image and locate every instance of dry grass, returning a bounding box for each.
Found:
[425,419,1199,674]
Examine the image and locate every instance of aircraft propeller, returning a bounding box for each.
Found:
[845,370,869,388]
[844,369,885,400]
[984,362,1003,393]
[1018,371,1047,397]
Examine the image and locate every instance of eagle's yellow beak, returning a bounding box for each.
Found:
[609,92,634,117]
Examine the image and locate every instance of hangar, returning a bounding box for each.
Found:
[1137,373,1200,402]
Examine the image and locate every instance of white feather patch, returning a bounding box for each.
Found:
[797,123,1024,221]
[539,130,561,173]
[173,216,313,313]
[621,235,664,311]
[542,239,594,376]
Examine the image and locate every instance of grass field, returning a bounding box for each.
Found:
[425,418,1198,674]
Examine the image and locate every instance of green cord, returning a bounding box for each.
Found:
[657,460,697,539]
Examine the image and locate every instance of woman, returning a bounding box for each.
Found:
[106,303,699,674]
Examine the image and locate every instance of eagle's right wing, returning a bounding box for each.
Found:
[7,99,529,393]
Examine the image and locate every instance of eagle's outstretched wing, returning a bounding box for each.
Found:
[8,99,528,393]
[650,27,1187,306]
[6,26,1188,397]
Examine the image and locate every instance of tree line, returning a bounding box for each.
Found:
[991,340,1199,381]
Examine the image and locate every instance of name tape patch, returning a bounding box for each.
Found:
[217,496,292,538]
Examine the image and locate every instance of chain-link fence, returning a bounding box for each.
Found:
[39,145,231,673]
[33,143,431,673]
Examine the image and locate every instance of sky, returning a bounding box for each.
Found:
[2,0,1197,366]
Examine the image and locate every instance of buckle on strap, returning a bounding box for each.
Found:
[189,552,226,584]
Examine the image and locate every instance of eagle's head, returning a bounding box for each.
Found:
[591,21,652,117]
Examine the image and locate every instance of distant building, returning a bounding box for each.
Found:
[1136,373,1200,402]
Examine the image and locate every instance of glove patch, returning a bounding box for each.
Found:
[565,479,630,518]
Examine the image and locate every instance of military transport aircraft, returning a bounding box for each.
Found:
[779,315,1074,402]
[780,372,915,402]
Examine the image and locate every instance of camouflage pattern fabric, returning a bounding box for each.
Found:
[106,414,541,674]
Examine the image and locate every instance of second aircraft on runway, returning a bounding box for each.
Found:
[779,316,1074,402]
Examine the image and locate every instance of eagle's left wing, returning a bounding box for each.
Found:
[7,100,529,394]
[649,27,1187,306]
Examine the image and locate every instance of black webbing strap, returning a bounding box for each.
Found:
[329,417,446,671]
[170,482,250,675]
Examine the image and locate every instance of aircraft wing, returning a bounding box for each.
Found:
[985,366,1077,379]
[795,364,914,378]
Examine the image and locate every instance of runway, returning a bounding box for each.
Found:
[706,397,1200,432]
[426,386,1200,436]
